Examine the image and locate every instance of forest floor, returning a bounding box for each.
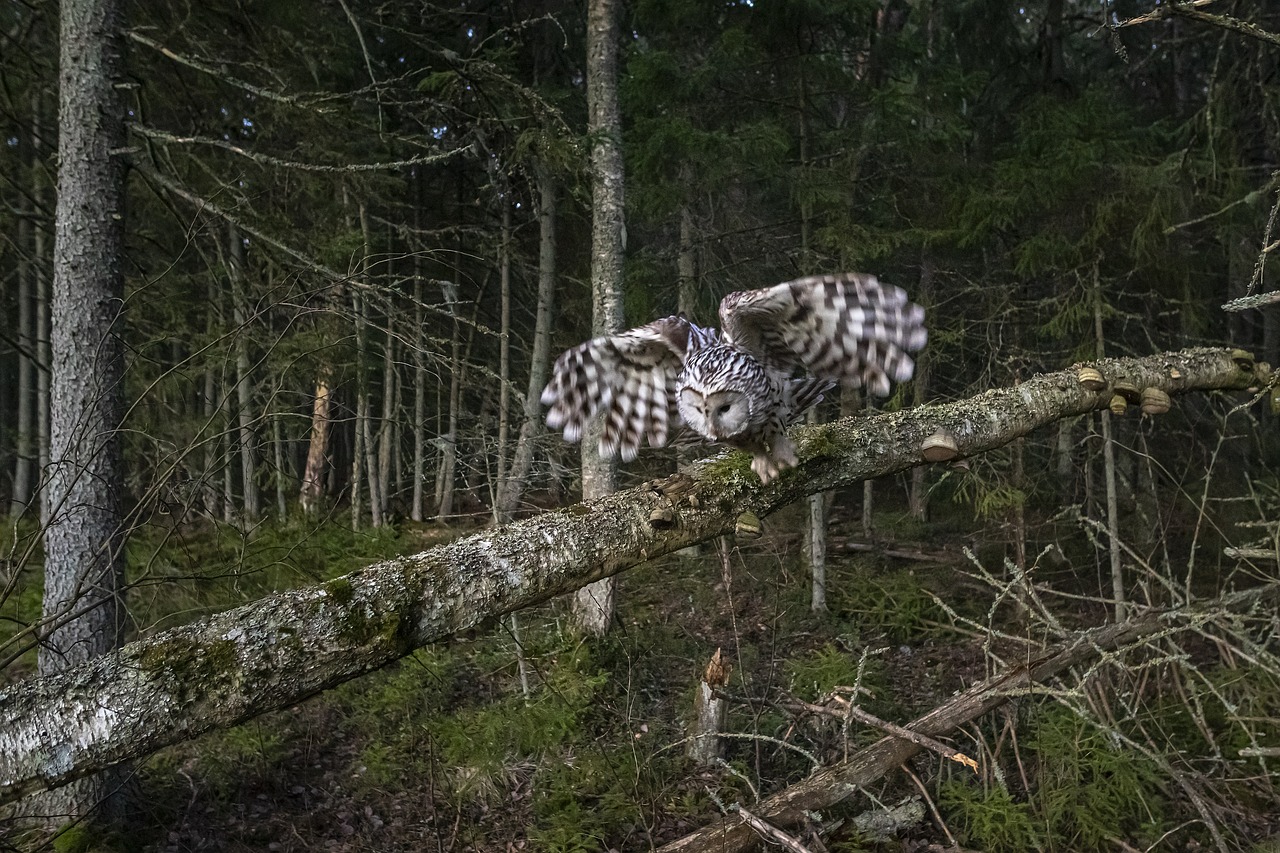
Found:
[5,488,1279,853]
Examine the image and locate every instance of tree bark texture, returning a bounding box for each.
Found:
[37,0,130,821]
[574,0,627,636]
[0,348,1258,806]
[658,579,1280,853]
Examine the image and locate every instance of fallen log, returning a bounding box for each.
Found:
[658,581,1280,852]
[0,347,1259,806]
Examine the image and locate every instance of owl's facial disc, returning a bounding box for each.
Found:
[705,390,748,439]
[678,388,710,439]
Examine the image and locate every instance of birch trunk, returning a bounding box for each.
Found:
[574,0,626,636]
[0,348,1256,807]
[496,162,557,522]
[357,205,383,528]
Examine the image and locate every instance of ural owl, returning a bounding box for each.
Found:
[542,273,926,483]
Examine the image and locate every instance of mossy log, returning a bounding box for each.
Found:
[0,347,1258,806]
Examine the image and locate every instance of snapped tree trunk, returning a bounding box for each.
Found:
[35,0,131,824]
[574,0,627,636]
[298,370,332,515]
[688,648,732,764]
[0,348,1256,807]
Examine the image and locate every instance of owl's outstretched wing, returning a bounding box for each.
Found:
[542,316,716,461]
[719,273,926,396]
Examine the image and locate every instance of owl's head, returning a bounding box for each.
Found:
[678,386,751,442]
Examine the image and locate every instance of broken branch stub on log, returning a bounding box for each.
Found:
[0,347,1257,806]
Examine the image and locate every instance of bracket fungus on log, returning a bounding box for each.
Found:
[921,429,960,463]
[1077,366,1106,392]
[734,511,763,540]
[1140,387,1171,416]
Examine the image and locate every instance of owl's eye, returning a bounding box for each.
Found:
[715,403,732,416]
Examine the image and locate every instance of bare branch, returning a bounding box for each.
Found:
[127,30,335,110]
[1118,2,1280,48]
[128,125,467,173]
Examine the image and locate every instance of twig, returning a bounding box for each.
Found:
[734,806,814,853]
[833,697,979,772]
[901,764,957,848]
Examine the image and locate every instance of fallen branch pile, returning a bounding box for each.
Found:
[659,582,1280,852]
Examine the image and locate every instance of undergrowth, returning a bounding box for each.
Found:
[5,494,1279,851]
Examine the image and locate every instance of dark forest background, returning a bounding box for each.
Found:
[3,0,1280,850]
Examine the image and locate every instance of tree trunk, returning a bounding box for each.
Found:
[33,88,52,514]
[10,201,35,518]
[221,368,235,524]
[493,200,513,523]
[36,0,131,825]
[807,408,829,614]
[688,648,732,764]
[412,275,427,522]
[351,364,365,531]
[201,363,220,519]
[411,172,427,523]
[573,0,627,636]
[357,204,383,528]
[908,260,933,521]
[435,280,462,521]
[298,371,331,515]
[1094,269,1126,620]
[272,412,288,519]
[228,224,259,522]
[0,348,1256,807]
[497,161,558,522]
[377,312,396,518]
[0,348,1256,806]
